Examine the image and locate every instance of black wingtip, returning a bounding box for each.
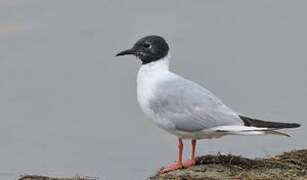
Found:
[291,123,301,128]
[239,115,301,129]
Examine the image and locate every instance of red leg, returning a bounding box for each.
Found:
[183,139,197,168]
[160,138,184,173]
[191,139,196,160]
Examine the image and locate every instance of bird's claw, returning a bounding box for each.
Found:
[159,162,183,173]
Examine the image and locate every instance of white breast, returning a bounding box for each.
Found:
[136,54,175,129]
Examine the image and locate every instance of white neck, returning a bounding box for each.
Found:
[140,53,171,72]
[136,53,172,118]
[137,52,171,87]
[137,52,171,86]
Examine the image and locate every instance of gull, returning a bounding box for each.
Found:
[116,35,301,173]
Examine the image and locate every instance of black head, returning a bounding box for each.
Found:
[116,35,169,64]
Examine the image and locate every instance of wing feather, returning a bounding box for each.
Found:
[149,74,243,132]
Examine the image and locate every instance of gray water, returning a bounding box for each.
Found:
[0,1,306,179]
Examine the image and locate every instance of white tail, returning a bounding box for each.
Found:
[209,125,290,137]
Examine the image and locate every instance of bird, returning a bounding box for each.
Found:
[116,35,301,173]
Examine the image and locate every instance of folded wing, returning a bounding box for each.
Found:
[149,74,244,132]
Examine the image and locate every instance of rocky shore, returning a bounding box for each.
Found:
[150,149,307,180]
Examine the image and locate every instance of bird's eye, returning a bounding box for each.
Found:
[143,43,151,48]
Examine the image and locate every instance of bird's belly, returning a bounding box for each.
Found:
[138,96,175,131]
[137,90,176,134]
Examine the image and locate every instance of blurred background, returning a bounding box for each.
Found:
[0,1,306,179]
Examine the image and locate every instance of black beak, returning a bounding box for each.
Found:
[116,49,136,56]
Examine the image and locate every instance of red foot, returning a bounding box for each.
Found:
[160,162,183,173]
[183,159,196,168]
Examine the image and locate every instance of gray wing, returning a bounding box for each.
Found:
[149,74,243,132]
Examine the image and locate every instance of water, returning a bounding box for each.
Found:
[0,1,306,179]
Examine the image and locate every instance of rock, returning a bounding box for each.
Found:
[150,149,307,180]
